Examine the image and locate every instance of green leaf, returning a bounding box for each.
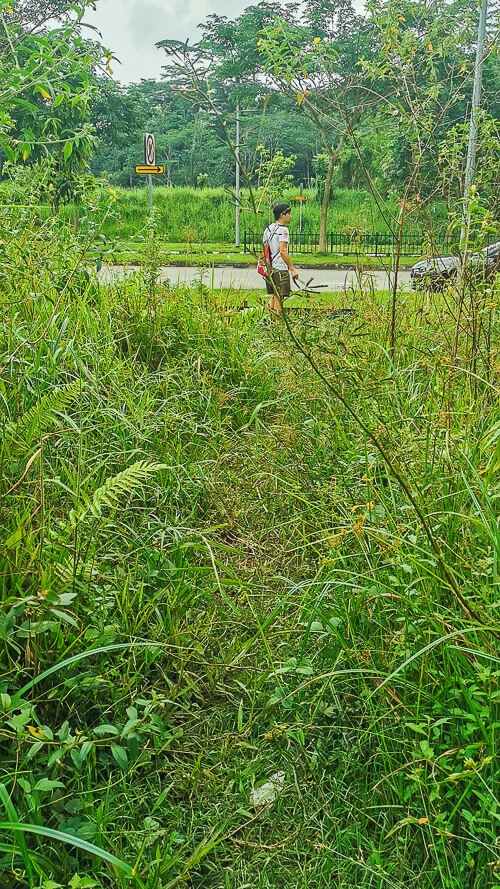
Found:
[0,822,136,878]
[33,779,64,793]
[69,877,99,888]
[70,741,93,770]
[48,608,79,628]
[127,733,140,762]
[9,709,32,731]
[57,592,78,605]
[0,785,34,883]
[419,739,435,759]
[69,460,165,527]
[121,718,140,739]
[26,741,44,762]
[2,381,80,453]
[39,724,53,741]
[110,744,129,771]
[94,724,119,736]
[63,140,73,161]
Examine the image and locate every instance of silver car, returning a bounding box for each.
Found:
[411,241,500,289]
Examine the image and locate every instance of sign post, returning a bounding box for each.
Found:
[295,185,307,249]
[135,163,164,214]
[144,133,155,215]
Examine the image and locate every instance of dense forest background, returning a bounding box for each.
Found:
[2,0,498,201]
[85,0,500,200]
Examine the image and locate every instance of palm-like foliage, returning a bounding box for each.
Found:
[1,382,81,455]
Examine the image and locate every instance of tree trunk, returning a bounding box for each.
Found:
[73,202,79,234]
[318,131,348,253]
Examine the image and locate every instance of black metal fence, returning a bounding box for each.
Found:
[244,230,455,257]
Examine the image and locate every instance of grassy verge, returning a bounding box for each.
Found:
[2,195,500,888]
[107,241,420,268]
[87,184,447,245]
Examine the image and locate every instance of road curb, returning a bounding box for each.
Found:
[115,260,400,273]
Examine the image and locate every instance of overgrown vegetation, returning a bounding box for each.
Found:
[1,0,500,886]
[1,158,500,888]
[87,186,439,245]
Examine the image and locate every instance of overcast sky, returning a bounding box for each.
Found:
[83,0,256,84]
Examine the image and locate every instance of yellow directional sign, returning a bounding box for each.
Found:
[295,196,307,201]
[135,165,164,174]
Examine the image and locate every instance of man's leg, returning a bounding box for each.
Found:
[266,271,281,313]
[267,271,289,313]
[279,271,291,304]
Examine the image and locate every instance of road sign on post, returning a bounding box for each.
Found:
[143,133,156,215]
[144,133,155,165]
[135,166,164,174]
[295,184,307,245]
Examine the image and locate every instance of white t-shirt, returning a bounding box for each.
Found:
[263,223,290,272]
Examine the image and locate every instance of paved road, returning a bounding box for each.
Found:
[102,264,412,291]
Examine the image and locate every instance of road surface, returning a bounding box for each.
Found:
[101,264,412,291]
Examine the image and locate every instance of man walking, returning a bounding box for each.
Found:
[263,203,299,312]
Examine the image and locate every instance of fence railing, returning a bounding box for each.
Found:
[244,230,455,257]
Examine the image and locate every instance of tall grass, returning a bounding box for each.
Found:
[1,166,500,888]
[89,185,441,244]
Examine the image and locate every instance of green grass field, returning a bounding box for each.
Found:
[86,184,445,248]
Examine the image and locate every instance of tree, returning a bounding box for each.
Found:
[258,2,377,250]
[0,0,110,225]
[157,0,376,248]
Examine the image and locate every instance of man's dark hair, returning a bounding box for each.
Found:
[273,203,291,220]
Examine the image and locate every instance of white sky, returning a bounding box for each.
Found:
[83,0,255,84]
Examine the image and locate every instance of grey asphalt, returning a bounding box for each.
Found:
[102,264,412,291]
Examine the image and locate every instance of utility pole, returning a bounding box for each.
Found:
[235,103,240,248]
[460,0,488,247]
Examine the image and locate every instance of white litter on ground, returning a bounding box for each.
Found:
[249,772,286,810]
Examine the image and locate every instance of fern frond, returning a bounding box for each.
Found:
[53,559,93,583]
[69,460,164,527]
[2,382,80,452]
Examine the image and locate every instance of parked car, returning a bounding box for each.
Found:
[411,241,500,289]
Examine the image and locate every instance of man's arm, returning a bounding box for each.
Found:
[279,241,298,278]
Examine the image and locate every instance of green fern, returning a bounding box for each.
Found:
[2,382,80,453]
[68,460,164,527]
[53,557,94,584]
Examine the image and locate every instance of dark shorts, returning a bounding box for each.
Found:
[265,269,291,299]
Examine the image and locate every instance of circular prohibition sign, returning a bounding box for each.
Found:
[145,133,155,166]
